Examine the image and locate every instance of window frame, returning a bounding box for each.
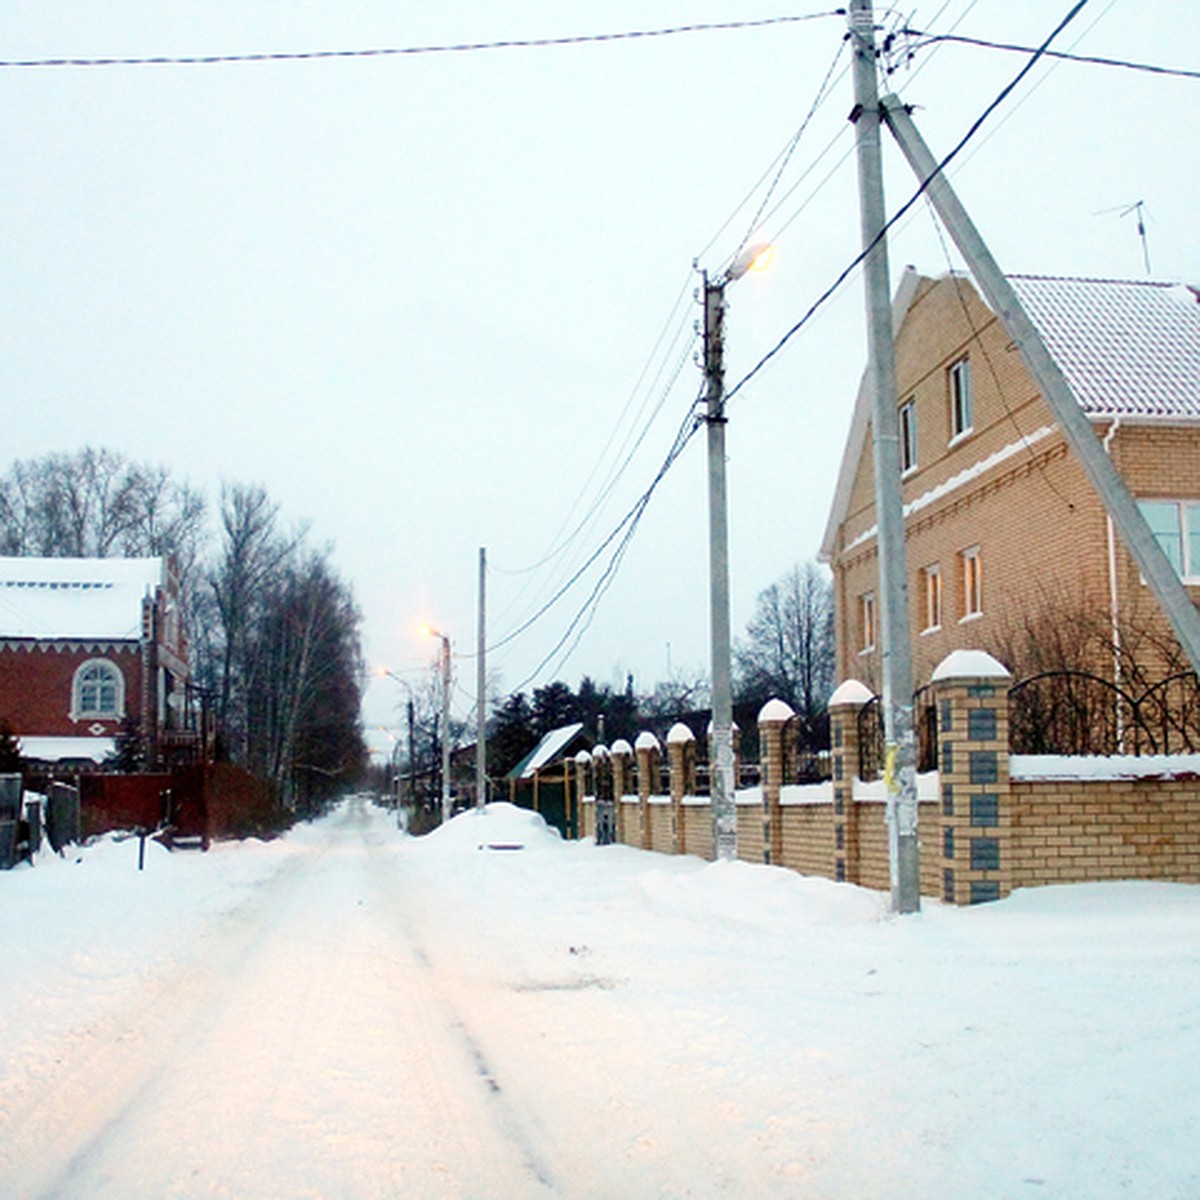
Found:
[899,397,918,475]
[71,658,125,721]
[960,545,983,621]
[859,591,877,654]
[948,357,973,444]
[1138,499,1200,583]
[920,562,943,633]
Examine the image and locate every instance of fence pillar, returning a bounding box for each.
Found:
[758,699,794,866]
[666,722,694,856]
[611,739,633,845]
[593,744,615,845]
[635,732,660,850]
[930,650,1013,905]
[829,680,873,884]
[574,750,592,840]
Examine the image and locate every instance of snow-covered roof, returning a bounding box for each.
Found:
[1009,276,1200,421]
[18,736,114,763]
[0,557,163,641]
[517,722,585,780]
[820,271,1200,562]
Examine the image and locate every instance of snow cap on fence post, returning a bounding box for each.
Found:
[757,699,794,867]
[827,681,873,885]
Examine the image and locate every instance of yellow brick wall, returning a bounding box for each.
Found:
[1011,777,1200,884]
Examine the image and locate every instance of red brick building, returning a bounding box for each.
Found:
[0,556,194,770]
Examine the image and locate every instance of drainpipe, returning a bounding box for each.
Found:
[1103,418,1124,750]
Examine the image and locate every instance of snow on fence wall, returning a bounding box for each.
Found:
[569,652,1200,904]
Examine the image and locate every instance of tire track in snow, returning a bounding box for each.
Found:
[5,801,565,1198]
[360,816,561,1194]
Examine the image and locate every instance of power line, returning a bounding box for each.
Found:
[0,12,845,70]
[903,30,1200,81]
[726,0,1094,404]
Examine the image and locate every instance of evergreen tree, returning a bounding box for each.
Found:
[0,720,22,773]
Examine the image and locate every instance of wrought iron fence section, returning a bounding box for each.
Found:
[1009,670,1200,756]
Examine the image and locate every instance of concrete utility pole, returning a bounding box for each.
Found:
[881,93,1200,681]
[476,547,487,809]
[703,269,738,863]
[849,0,921,913]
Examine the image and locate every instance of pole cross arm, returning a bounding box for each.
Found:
[881,93,1200,679]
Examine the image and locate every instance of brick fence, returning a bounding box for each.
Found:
[573,650,1200,903]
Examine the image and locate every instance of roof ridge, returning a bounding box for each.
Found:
[1007,273,1180,289]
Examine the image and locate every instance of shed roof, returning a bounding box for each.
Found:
[0,557,163,641]
[508,722,587,781]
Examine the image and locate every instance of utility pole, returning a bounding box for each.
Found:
[881,92,1200,681]
[703,269,738,863]
[849,0,921,913]
[476,547,487,809]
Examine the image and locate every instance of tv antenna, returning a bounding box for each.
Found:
[1096,200,1151,276]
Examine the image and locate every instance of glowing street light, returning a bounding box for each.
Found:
[422,624,453,825]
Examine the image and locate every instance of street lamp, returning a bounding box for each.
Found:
[702,242,774,863]
[421,625,453,825]
[378,668,417,810]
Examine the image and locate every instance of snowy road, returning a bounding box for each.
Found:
[3,800,578,1198]
[3,797,1200,1199]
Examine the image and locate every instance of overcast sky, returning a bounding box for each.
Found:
[2,1,1197,756]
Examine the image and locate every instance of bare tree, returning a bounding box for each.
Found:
[0,447,206,574]
[735,561,835,734]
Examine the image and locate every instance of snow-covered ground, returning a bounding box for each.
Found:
[1,798,1197,1199]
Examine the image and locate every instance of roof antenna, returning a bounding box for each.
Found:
[1096,200,1152,277]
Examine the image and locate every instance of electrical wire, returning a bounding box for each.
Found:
[489,393,702,665]
[726,0,1094,405]
[0,13,845,69]
[902,31,1200,81]
[726,38,849,274]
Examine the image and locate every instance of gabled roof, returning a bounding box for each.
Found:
[1009,276,1200,421]
[819,271,1200,561]
[0,557,163,641]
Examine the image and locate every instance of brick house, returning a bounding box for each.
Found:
[819,269,1200,691]
[0,556,195,770]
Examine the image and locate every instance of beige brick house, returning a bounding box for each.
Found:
[820,269,1200,692]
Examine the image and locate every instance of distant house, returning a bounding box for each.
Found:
[820,270,1200,690]
[505,722,592,837]
[0,556,196,770]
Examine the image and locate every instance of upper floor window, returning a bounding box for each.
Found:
[920,562,942,632]
[949,357,973,442]
[1139,499,1200,582]
[859,591,877,654]
[960,546,983,620]
[899,398,918,474]
[72,659,124,720]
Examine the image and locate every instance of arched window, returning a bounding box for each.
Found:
[72,659,125,720]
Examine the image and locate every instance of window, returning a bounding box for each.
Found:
[1139,500,1200,582]
[899,398,917,474]
[921,563,942,632]
[72,659,124,720]
[949,357,973,441]
[859,592,877,653]
[960,546,983,620]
